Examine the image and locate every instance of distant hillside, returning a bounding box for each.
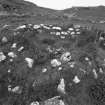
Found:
[0,0,105,20]
[63,6,105,21]
[0,0,105,30]
[0,0,56,15]
[0,0,61,26]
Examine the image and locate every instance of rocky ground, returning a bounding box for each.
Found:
[0,0,105,105]
[0,23,104,105]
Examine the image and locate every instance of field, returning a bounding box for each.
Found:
[0,0,105,105]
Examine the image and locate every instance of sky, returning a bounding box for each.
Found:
[24,0,105,10]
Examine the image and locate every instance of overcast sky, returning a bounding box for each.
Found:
[24,0,105,10]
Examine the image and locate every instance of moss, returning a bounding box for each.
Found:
[86,76,105,105]
[76,30,96,48]
[42,38,55,45]
[99,40,105,50]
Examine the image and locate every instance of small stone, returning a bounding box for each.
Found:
[8,52,17,58]
[8,69,11,73]
[33,25,40,29]
[92,69,98,79]
[60,52,71,62]
[76,31,81,34]
[42,68,47,73]
[52,26,62,30]
[68,28,74,31]
[12,86,22,94]
[2,36,8,43]
[42,24,50,29]
[10,59,13,62]
[16,25,26,30]
[30,101,39,105]
[69,62,75,68]
[25,57,34,68]
[61,31,68,35]
[99,67,104,74]
[60,36,65,39]
[18,46,24,52]
[58,67,62,71]
[11,43,17,48]
[51,59,61,67]
[57,78,66,94]
[70,32,75,35]
[75,28,80,31]
[0,52,6,61]
[56,32,61,36]
[59,100,65,105]
[73,76,80,84]
[8,85,12,91]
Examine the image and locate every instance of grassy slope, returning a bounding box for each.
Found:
[62,6,105,30]
[0,0,105,30]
